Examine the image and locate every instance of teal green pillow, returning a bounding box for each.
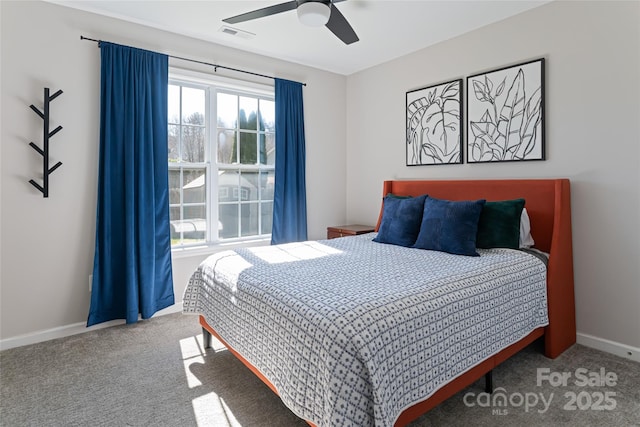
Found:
[476,199,526,249]
[413,197,486,256]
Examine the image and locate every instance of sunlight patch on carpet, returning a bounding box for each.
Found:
[192,392,240,426]
[181,335,227,388]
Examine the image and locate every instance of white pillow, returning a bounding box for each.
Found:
[520,208,535,248]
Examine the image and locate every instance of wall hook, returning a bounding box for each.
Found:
[29,87,63,198]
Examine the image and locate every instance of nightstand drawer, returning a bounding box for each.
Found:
[326,224,375,239]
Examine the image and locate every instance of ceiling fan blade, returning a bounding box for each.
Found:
[223,1,298,24]
[326,3,359,45]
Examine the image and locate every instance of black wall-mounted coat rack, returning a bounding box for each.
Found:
[29,87,63,198]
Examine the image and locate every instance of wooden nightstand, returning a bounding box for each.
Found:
[326,224,375,239]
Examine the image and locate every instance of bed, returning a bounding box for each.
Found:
[183,179,576,427]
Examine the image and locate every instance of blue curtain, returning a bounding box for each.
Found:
[271,79,308,244]
[88,42,174,327]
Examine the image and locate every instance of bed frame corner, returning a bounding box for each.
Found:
[544,178,577,358]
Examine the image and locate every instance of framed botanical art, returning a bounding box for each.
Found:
[406,79,462,166]
[466,58,545,163]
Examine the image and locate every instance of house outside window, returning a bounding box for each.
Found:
[168,72,275,248]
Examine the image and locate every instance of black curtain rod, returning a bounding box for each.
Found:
[80,36,306,86]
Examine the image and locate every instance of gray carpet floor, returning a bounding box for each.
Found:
[1,313,638,427]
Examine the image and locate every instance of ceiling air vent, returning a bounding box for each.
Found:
[219,26,255,40]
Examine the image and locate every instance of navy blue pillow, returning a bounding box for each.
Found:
[413,197,486,256]
[373,194,427,247]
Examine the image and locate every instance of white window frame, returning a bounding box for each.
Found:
[169,68,275,253]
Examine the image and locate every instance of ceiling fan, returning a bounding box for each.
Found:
[223,0,359,45]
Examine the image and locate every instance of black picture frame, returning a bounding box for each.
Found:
[406,79,462,166]
[466,58,545,163]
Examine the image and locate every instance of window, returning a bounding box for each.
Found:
[168,73,275,247]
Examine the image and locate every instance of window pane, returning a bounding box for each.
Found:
[260,133,275,165]
[243,171,259,201]
[219,170,239,202]
[169,205,182,245]
[181,125,205,163]
[239,172,254,201]
[217,93,237,129]
[182,87,205,123]
[169,206,181,221]
[168,169,181,205]
[241,202,259,237]
[217,130,236,164]
[219,203,239,239]
[184,205,206,221]
[169,166,206,246]
[259,99,275,132]
[239,97,258,130]
[260,170,275,200]
[168,124,179,162]
[177,205,206,244]
[183,168,206,204]
[261,201,273,235]
[239,131,258,165]
[168,85,180,125]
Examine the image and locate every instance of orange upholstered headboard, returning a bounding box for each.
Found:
[375,179,576,358]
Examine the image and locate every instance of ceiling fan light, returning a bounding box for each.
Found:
[297,2,331,27]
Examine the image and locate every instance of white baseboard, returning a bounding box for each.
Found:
[0,304,183,351]
[576,332,640,363]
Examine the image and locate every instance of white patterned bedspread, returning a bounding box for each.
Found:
[183,233,548,427]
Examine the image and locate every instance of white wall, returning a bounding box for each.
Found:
[346,1,640,351]
[0,1,347,342]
